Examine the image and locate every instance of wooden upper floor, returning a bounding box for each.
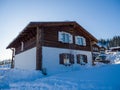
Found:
[92,44,100,52]
[6,21,98,55]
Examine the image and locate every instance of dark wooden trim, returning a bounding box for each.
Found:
[15,37,36,55]
[90,40,95,65]
[11,48,15,68]
[36,27,43,70]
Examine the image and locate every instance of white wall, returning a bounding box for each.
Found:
[14,46,92,74]
[15,47,36,70]
[42,46,92,74]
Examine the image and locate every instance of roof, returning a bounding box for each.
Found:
[93,44,100,48]
[6,21,98,49]
[110,46,120,50]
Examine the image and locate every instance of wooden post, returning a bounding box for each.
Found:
[90,40,95,66]
[11,48,15,68]
[36,27,43,70]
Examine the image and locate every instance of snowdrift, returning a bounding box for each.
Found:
[107,52,120,64]
[0,69,43,89]
[0,64,120,90]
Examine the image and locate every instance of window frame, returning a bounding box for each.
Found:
[58,31,73,44]
[75,36,86,46]
[76,54,87,65]
[59,53,74,66]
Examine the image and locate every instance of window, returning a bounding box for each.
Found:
[75,36,86,46]
[93,47,99,52]
[21,41,24,51]
[59,53,74,66]
[76,54,87,65]
[95,47,98,51]
[58,31,73,43]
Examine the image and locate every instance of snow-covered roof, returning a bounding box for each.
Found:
[110,46,120,50]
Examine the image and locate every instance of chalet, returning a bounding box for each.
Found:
[7,21,98,74]
[106,46,120,54]
[92,44,100,61]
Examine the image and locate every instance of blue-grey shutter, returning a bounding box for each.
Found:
[69,34,73,43]
[75,36,78,45]
[58,31,63,42]
[83,37,86,46]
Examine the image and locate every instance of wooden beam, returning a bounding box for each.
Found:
[90,40,96,66]
[11,48,15,68]
[36,27,43,70]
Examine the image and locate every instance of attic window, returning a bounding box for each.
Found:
[75,36,86,46]
[59,53,74,66]
[58,31,73,43]
[21,41,24,51]
[76,54,87,65]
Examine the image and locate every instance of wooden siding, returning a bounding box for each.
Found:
[15,37,36,55]
[43,26,91,51]
[14,25,92,55]
[92,44,100,52]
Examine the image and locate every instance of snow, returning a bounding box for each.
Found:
[0,64,120,90]
[107,52,120,64]
[0,64,11,69]
[0,52,120,90]
[110,46,120,50]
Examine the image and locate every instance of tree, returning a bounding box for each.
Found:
[98,36,120,49]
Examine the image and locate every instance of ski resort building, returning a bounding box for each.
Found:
[92,44,100,60]
[7,21,98,74]
[106,46,120,54]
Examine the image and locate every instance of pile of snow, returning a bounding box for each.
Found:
[0,64,11,69]
[1,64,120,90]
[0,68,10,89]
[0,69,43,89]
[107,52,120,64]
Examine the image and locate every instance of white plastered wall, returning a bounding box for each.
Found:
[14,47,36,70]
[42,46,92,74]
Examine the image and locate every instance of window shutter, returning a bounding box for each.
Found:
[69,34,73,43]
[65,34,69,43]
[84,55,88,63]
[77,54,80,64]
[75,36,78,45]
[59,54,64,64]
[58,31,63,42]
[70,54,74,64]
[83,37,86,46]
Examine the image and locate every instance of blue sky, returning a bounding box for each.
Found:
[0,0,120,60]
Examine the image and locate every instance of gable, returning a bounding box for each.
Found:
[6,21,98,49]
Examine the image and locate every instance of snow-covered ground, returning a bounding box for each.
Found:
[0,64,120,90]
[0,52,120,90]
[107,52,120,64]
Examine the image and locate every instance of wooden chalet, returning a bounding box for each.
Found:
[92,44,100,60]
[7,21,98,74]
